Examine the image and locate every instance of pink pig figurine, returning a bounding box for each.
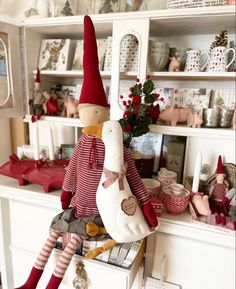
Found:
[159,107,192,126]
[190,192,211,216]
[64,98,79,118]
[168,56,181,72]
[187,110,203,128]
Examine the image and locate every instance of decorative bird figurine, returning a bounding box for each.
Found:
[83,120,158,244]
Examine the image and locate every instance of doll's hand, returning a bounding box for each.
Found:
[60,190,72,210]
[222,196,229,205]
[141,201,158,228]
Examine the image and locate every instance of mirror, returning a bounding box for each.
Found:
[0,32,11,108]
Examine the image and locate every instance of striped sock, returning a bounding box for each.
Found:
[34,230,61,270]
[45,234,83,289]
[15,230,60,289]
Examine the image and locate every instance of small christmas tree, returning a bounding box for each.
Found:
[99,0,113,13]
[61,0,74,16]
[210,30,228,51]
[119,76,163,148]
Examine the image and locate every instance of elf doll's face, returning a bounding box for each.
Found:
[216,173,225,184]
[78,104,109,126]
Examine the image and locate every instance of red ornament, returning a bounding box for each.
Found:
[123,111,131,118]
[122,100,127,106]
[147,104,160,123]
[133,95,141,105]
[124,123,132,132]
[45,97,59,116]
[136,78,140,82]
[129,87,133,92]
[120,95,124,99]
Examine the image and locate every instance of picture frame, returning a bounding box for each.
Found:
[61,144,75,159]
[38,39,72,71]
[72,39,107,70]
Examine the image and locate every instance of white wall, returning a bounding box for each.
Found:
[0,118,11,165]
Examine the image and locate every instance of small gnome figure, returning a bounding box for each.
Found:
[222,183,236,231]
[209,155,229,226]
[29,68,46,122]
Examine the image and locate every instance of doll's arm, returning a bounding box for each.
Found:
[124,148,158,228]
[61,138,82,209]
[60,190,73,210]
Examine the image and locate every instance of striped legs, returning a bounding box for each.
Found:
[46,234,83,289]
[15,230,60,289]
[34,230,61,270]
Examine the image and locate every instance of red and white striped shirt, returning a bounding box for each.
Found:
[63,134,149,218]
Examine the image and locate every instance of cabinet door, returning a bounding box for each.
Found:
[0,21,23,117]
[110,18,150,120]
[150,231,235,289]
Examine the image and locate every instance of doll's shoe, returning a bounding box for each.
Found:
[31,115,36,123]
[221,216,226,226]
[215,215,221,224]
[15,267,43,289]
[36,114,42,120]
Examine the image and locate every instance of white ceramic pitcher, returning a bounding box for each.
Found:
[206,46,236,72]
[184,49,209,72]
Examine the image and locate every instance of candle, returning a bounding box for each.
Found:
[34,123,40,160]
[192,151,202,193]
[48,126,54,160]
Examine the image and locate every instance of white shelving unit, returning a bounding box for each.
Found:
[0,5,235,289]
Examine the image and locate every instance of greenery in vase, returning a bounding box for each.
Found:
[119,76,162,148]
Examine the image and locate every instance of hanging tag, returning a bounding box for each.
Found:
[145,277,182,289]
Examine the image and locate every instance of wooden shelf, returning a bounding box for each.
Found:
[149,124,235,139]
[23,115,84,127]
[150,71,236,81]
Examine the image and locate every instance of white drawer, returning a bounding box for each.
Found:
[12,244,144,289]
[9,199,60,251]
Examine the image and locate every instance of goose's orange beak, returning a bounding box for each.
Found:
[82,124,103,139]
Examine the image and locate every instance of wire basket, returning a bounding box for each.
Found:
[166,0,229,9]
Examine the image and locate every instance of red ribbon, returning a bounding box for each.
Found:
[102,163,128,191]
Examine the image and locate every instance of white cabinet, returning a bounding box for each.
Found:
[0,5,235,289]
[0,175,144,289]
[145,212,235,289]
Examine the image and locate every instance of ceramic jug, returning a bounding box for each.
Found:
[206,46,236,72]
[184,49,209,72]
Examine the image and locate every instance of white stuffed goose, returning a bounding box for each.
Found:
[83,120,155,243]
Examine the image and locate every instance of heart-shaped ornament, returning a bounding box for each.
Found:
[121,196,137,216]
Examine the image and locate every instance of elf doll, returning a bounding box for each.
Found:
[209,155,229,226]
[29,68,46,122]
[16,16,157,289]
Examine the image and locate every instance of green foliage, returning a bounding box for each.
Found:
[118,76,160,148]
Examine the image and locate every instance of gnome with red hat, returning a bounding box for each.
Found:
[16,15,157,289]
[209,155,229,226]
[29,68,46,122]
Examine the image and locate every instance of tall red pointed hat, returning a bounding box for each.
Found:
[216,155,225,174]
[35,67,40,83]
[79,15,109,107]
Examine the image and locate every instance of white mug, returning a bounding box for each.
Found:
[184,49,209,72]
[206,46,236,72]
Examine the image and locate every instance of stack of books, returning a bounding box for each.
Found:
[55,237,144,269]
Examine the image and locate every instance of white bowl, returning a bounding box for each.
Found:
[142,178,161,196]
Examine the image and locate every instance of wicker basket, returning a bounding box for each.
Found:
[166,0,228,9]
